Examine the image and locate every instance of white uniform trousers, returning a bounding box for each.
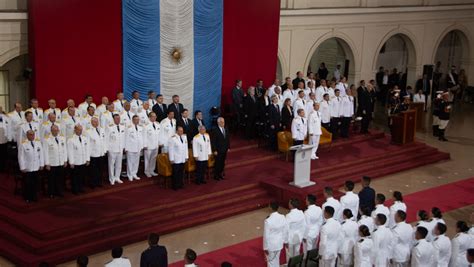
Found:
[126,151,140,180]
[432,115,440,126]
[438,119,449,130]
[266,250,280,267]
[390,262,408,267]
[303,236,318,254]
[319,258,336,267]
[108,152,123,183]
[310,135,320,158]
[286,243,301,262]
[144,148,158,175]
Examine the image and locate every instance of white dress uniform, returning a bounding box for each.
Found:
[43,134,67,167]
[40,121,61,139]
[354,237,373,267]
[86,127,106,158]
[43,108,62,122]
[26,107,44,123]
[263,211,287,267]
[433,234,451,267]
[120,110,133,127]
[95,104,107,117]
[316,86,330,103]
[130,98,143,114]
[105,257,131,267]
[124,124,144,180]
[388,201,407,228]
[61,108,81,121]
[413,93,425,103]
[303,204,323,253]
[304,88,316,101]
[432,217,446,225]
[285,208,306,259]
[18,139,44,171]
[411,239,434,267]
[330,96,342,118]
[67,134,90,166]
[17,121,39,145]
[338,218,359,266]
[319,217,341,267]
[0,114,12,144]
[283,89,297,104]
[291,116,307,142]
[106,124,125,184]
[147,98,157,112]
[391,221,413,265]
[414,220,436,242]
[143,121,161,176]
[160,117,176,152]
[322,197,342,222]
[371,204,390,226]
[61,115,82,140]
[305,99,316,117]
[168,134,188,164]
[113,99,126,113]
[336,82,348,96]
[81,114,99,131]
[192,133,212,161]
[308,110,322,159]
[77,102,97,117]
[340,95,354,117]
[8,110,24,142]
[293,97,306,116]
[450,232,471,267]
[340,191,359,220]
[100,110,116,129]
[358,215,375,233]
[319,100,331,125]
[371,225,393,267]
[136,109,150,126]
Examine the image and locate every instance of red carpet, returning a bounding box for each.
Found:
[170,177,474,267]
[0,132,450,266]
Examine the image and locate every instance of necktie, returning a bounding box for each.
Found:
[96,128,100,136]
[303,100,305,105]
[55,137,59,144]
[72,116,76,123]
[185,119,188,126]
[136,99,139,105]
[29,123,32,130]
[221,127,225,137]
[88,103,91,109]
[120,100,124,107]
[160,104,163,112]
[276,104,280,113]
[117,125,120,132]
[52,122,55,126]
[53,109,56,116]
[301,118,304,124]
[152,123,156,130]
[31,141,35,148]
[35,109,38,116]
[135,125,138,131]
[175,103,179,113]
[180,136,183,143]
[127,112,130,120]
[170,120,173,127]
[203,135,206,142]
[18,111,21,118]
[79,136,82,143]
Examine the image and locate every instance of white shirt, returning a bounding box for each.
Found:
[81,114,99,132]
[371,204,390,226]
[43,108,62,122]
[120,110,133,127]
[95,104,107,117]
[8,110,25,142]
[291,116,307,141]
[263,211,287,252]
[86,127,106,157]
[388,201,407,228]
[43,135,67,167]
[77,102,96,117]
[160,117,176,148]
[143,121,161,150]
[67,134,90,166]
[130,98,144,114]
[168,134,189,164]
[316,86,329,103]
[285,208,306,245]
[319,100,331,124]
[322,197,342,222]
[372,225,393,266]
[391,221,413,263]
[105,257,131,267]
[26,107,44,123]
[358,215,375,233]
[113,99,126,113]
[415,220,436,242]
[0,114,12,144]
[432,234,451,267]
[61,115,82,140]
[340,191,359,220]
[18,121,40,144]
[147,98,157,112]
[106,124,125,153]
[192,133,212,161]
[124,124,144,153]
[293,97,306,116]
[136,109,151,126]
[336,82,348,96]
[413,93,425,103]
[282,89,297,104]
[411,239,434,267]
[40,120,61,139]
[330,96,342,118]
[450,232,471,267]
[340,95,354,117]
[338,219,359,256]
[319,217,341,260]
[18,139,44,172]
[333,69,341,81]
[100,111,116,129]
[308,110,322,136]
[304,204,323,240]
[354,237,373,267]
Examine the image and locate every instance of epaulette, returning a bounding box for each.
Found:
[37,107,43,110]
[21,140,28,144]
[44,134,50,139]
[34,138,40,141]
[109,123,114,127]
[42,121,49,125]
[194,134,200,138]
[113,99,120,103]
[62,108,68,112]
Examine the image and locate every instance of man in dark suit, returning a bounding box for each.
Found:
[358,176,375,213]
[211,117,230,181]
[232,80,244,125]
[292,71,305,90]
[151,94,168,122]
[140,233,167,267]
[358,83,374,134]
[243,87,258,139]
[177,108,192,145]
[190,110,204,138]
[255,79,265,98]
[267,95,281,150]
[167,95,184,118]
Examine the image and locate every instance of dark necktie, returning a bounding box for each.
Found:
[221,127,225,137]
[35,109,38,116]
[117,125,120,132]
[53,109,56,116]
[96,128,100,136]
[175,104,179,113]
[17,111,21,118]
[55,137,59,144]
[31,141,35,148]
[170,120,173,127]
[29,123,32,130]
[152,123,156,130]
[72,116,76,123]
[301,118,304,124]
[180,136,183,143]
[79,136,82,143]
[160,104,163,112]
[135,125,138,131]
[120,101,124,107]
[136,99,139,106]
[185,119,188,126]
[203,135,206,142]
[127,112,130,120]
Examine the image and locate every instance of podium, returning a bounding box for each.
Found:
[409,102,424,131]
[390,109,416,145]
[289,144,316,188]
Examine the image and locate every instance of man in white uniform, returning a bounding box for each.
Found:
[372,193,390,226]
[320,93,331,130]
[192,125,212,185]
[113,92,126,113]
[160,111,176,153]
[319,206,341,267]
[120,102,133,127]
[106,114,125,185]
[130,90,143,115]
[372,214,393,267]
[316,79,329,103]
[67,125,90,195]
[293,90,307,116]
[340,180,359,220]
[61,107,81,140]
[95,96,109,117]
[303,194,322,255]
[86,117,107,188]
[18,130,44,202]
[411,227,434,267]
[26,98,44,123]
[291,108,307,148]
[101,103,116,129]
[432,222,451,267]
[137,102,151,126]
[390,210,413,267]
[43,125,67,198]
[322,187,342,222]
[8,103,25,143]
[18,111,39,145]
[340,89,354,138]
[146,90,157,112]
[169,126,188,190]
[40,113,61,139]
[336,76,348,96]
[330,89,342,137]
[61,99,77,119]
[81,106,99,132]
[43,99,62,122]
[263,202,286,267]
[77,94,96,117]
[105,247,131,267]
[125,115,144,181]
[338,209,359,266]
[143,112,161,177]
[308,102,322,160]
[285,198,306,260]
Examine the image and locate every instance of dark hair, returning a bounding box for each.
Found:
[270,201,279,211]
[172,94,179,98]
[416,226,428,238]
[148,90,155,94]
[345,180,354,191]
[343,209,353,219]
[113,113,120,119]
[194,110,202,116]
[132,90,138,95]
[396,210,407,221]
[456,221,469,232]
[467,248,474,258]
[361,207,371,216]
[376,193,386,204]
[393,191,403,202]
[362,176,371,183]
[418,210,429,221]
[307,194,316,205]
[111,247,123,258]
[185,248,197,262]
[376,214,387,225]
[181,108,188,114]
[76,255,89,267]
[221,262,232,267]
[167,110,175,115]
[156,94,163,98]
[334,89,340,92]
[84,94,92,99]
[148,233,160,245]
[324,187,333,196]
[359,225,370,237]
[132,115,139,119]
[25,111,33,117]
[235,79,242,84]
[436,222,447,235]
[431,207,443,219]
[324,206,335,217]
[289,198,300,209]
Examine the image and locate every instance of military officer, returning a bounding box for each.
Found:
[285,198,306,260]
[40,113,61,139]
[330,89,342,137]
[168,126,188,190]
[263,202,286,267]
[43,99,62,122]
[432,223,451,267]
[106,114,125,185]
[303,194,322,254]
[371,193,390,226]
[340,89,355,138]
[358,207,375,233]
[42,124,67,198]
[67,125,90,195]
[437,92,451,142]
[136,102,151,126]
[18,111,39,145]
[105,247,131,267]
[113,92,126,113]
[146,90,156,112]
[319,206,341,267]
[0,107,12,171]
[18,130,44,202]
[100,103,116,128]
[160,111,176,153]
[26,98,44,123]
[86,117,107,188]
[389,191,407,228]
[291,108,307,147]
[391,210,413,266]
[81,106,98,131]
[8,102,25,143]
[372,214,393,267]
[77,94,96,117]
[61,107,81,140]
[61,99,78,119]
[338,209,359,266]
[411,227,434,267]
[95,96,109,117]
[124,115,143,181]
[293,90,307,116]
[120,102,133,127]
[130,90,143,115]
[320,93,331,130]
[192,125,211,185]
[340,180,359,220]
[143,112,161,178]
[322,187,342,222]
[354,225,373,267]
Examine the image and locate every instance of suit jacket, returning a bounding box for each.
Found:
[177,117,193,142]
[376,71,384,86]
[140,245,168,267]
[211,127,230,153]
[267,103,281,128]
[357,89,373,115]
[232,87,244,107]
[243,96,258,120]
[292,77,305,90]
[281,105,293,130]
[167,103,184,118]
[152,103,168,122]
[358,186,376,212]
[190,118,204,138]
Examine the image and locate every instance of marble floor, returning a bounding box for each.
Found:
[1,103,473,267]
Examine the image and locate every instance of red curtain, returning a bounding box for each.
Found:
[28,0,122,108]
[221,0,281,106]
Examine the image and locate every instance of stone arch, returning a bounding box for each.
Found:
[0,44,28,67]
[277,47,288,81]
[432,25,471,70]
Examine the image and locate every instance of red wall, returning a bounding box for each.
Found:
[221,0,281,106]
[28,0,122,108]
